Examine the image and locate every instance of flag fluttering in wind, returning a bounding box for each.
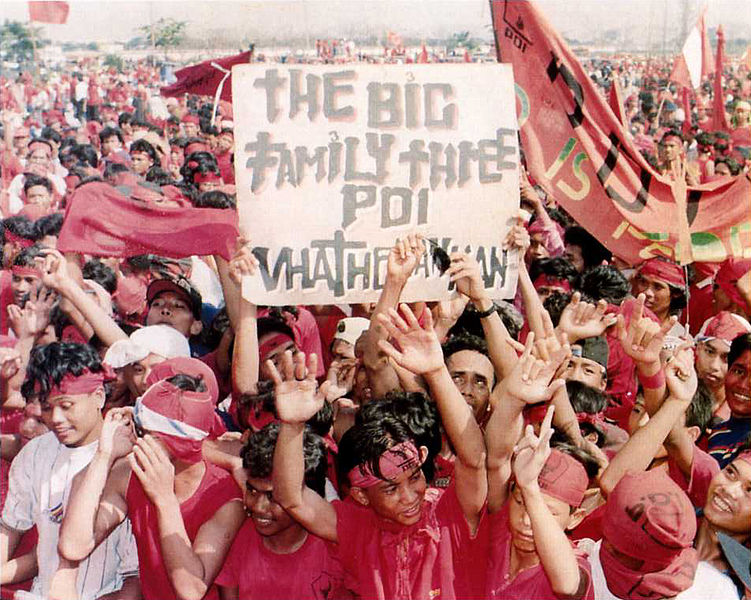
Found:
[28,1,69,24]
[711,26,729,132]
[160,50,252,103]
[669,8,714,89]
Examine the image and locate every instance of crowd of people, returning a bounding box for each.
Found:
[1,31,751,600]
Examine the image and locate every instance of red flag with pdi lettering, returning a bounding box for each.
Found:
[490,0,751,265]
[28,1,69,24]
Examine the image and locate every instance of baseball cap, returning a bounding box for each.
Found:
[103,324,191,368]
[333,317,370,347]
[147,276,202,320]
[696,311,751,348]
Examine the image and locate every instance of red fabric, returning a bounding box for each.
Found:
[487,504,594,600]
[160,51,252,102]
[538,449,588,507]
[490,0,751,265]
[348,441,421,488]
[681,87,693,137]
[715,258,751,309]
[711,27,729,133]
[57,182,238,260]
[215,518,347,599]
[608,78,627,127]
[332,484,486,599]
[667,444,719,509]
[126,462,241,600]
[47,368,113,398]
[216,152,234,185]
[146,357,219,405]
[669,55,692,90]
[0,271,12,335]
[699,11,715,82]
[638,258,686,288]
[28,1,69,24]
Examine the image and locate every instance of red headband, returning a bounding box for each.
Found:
[46,367,114,399]
[576,411,606,428]
[259,333,295,361]
[638,258,685,288]
[537,449,589,507]
[193,171,222,184]
[348,441,422,488]
[5,230,34,248]
[181,115,200,124]
[11,266,40,279]
[533,274,572,293]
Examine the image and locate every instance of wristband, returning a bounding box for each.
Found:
[474,302,498,319]
[638,368,665,389]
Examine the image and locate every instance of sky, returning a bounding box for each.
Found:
[3,0,751,48]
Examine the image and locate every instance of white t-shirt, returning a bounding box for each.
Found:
[2,432,139,600]
[581,539,739,600]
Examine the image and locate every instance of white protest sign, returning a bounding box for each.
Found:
[233,64,520,305]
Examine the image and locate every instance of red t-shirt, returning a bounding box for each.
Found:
[331,484,487,600]
[125,461,241,600]
[667,444,719,509]
[215,518,348,599]
[487,503,594,600]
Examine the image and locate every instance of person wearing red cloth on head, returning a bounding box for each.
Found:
[695,312,751,420]
[216,423,351,600]
[630,257,688,339]
[59,357,245,600]
[7,139,66,214]
[1,342,140,600]
[181,114,201,139]
[272,302,488,600]
[214,128,235,185]
[714,259,751,321]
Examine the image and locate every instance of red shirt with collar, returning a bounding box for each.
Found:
[487,503,594,600]
[331,483,487,600]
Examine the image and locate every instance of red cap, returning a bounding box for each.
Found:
[696,311,751,347]
[537,449,589,507]
[146,357,219,405]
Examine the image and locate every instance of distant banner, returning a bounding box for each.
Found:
[28,1,69,24]
[233,64,521,305]
[491,0,751,265]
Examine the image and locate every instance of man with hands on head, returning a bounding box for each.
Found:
[271,302,488,600]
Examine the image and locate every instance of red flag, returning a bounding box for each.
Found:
[160,50,252,102]
[417,44,428,64]
[28,1,69,24]
[464,49,471,63]
[711,26,729,132]
[669,9,713,89]
[57,182,238,260]
[699,11,714,82]
[490,0,750,265]
[681,86,693,137]
[608,78,627,127]
[669,54,693,90]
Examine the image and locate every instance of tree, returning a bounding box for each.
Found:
[0,20,47,67]
[447,31,480,53]
[138,18,186,57]
[103,54,124,72]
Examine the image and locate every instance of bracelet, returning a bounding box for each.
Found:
[474,302,498,319]
[638,368,666,389]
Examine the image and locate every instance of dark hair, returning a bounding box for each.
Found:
[130,139,158,163]
[356,391,441,482]
[34,212,64,240]
[442,332,489,361]
[28,138,54,154]
[450,300,523,341]
[337,414,417,486]
[566,380,608,414]
[81,259,117,294]
[12,243,44,269]
[660,129,684,144]
[144,166,173,186]
[23,174,53,194]
[242,422,328,497]
[166,373,207,393]
[2,215,37,246]
[118,112,133,128]
[74,144,99,169]
[181,151,220,186]
[580,265,630,305]
[715,157,741,176]
[307,400,334,438]
[529,257,579,289]
[543,291,573,327]
[103,162,131,182]
[549,440,601,480]
[728,334,751,370]
[564,226,612,270]
[99,126,124,145]
[257,309,298,343]
[22,342,105,403]
[40,126,62,145]
[686,380,713,431]
[193,190,236,209]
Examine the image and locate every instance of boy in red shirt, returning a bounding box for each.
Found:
[216,423,349,600]
[272,304,487,600]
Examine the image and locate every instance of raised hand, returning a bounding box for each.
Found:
[665,345,698,403]
[501,333,567,405]
[513,404,555,490]
[129,434,176,505]
[34,249,72,292]
[267,351,328,424]
[557,292,617,343]
[616,294,676,365]
[324,357,356,401]
[228,236,259,286]
[98,408,135,461]
[377,304,444,376]
[446,253,486,303]
[386,233,425,285]
[534,309,569,365]
[504,221,531,254]
[0,347,21,381]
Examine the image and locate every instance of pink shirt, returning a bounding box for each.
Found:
[216,519,348,599]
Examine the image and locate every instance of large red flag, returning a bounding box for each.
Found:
[711,26,729,133]
[490,0,751,265]
[160,50,252,102]
[668,9,713,89]
[28,1,69,24]
[57,182,238,260]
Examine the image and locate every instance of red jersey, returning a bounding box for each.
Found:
[332,483,487,600]
[487,503,594,600]
[216,518,348,599]
[125,461,241,600]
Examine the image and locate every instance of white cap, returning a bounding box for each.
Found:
[332,317,370,347]
[104,324,191,368]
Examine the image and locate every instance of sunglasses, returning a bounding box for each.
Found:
[423,238,451,275]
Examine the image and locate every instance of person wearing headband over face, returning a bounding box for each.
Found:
[59,357,245,600]
[2,342,139,600]
[630,257,688,338]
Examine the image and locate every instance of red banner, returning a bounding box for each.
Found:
[490,0,751,265]
[28,1,69,24]
[160,50,252,102]
[57,182,238,260]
